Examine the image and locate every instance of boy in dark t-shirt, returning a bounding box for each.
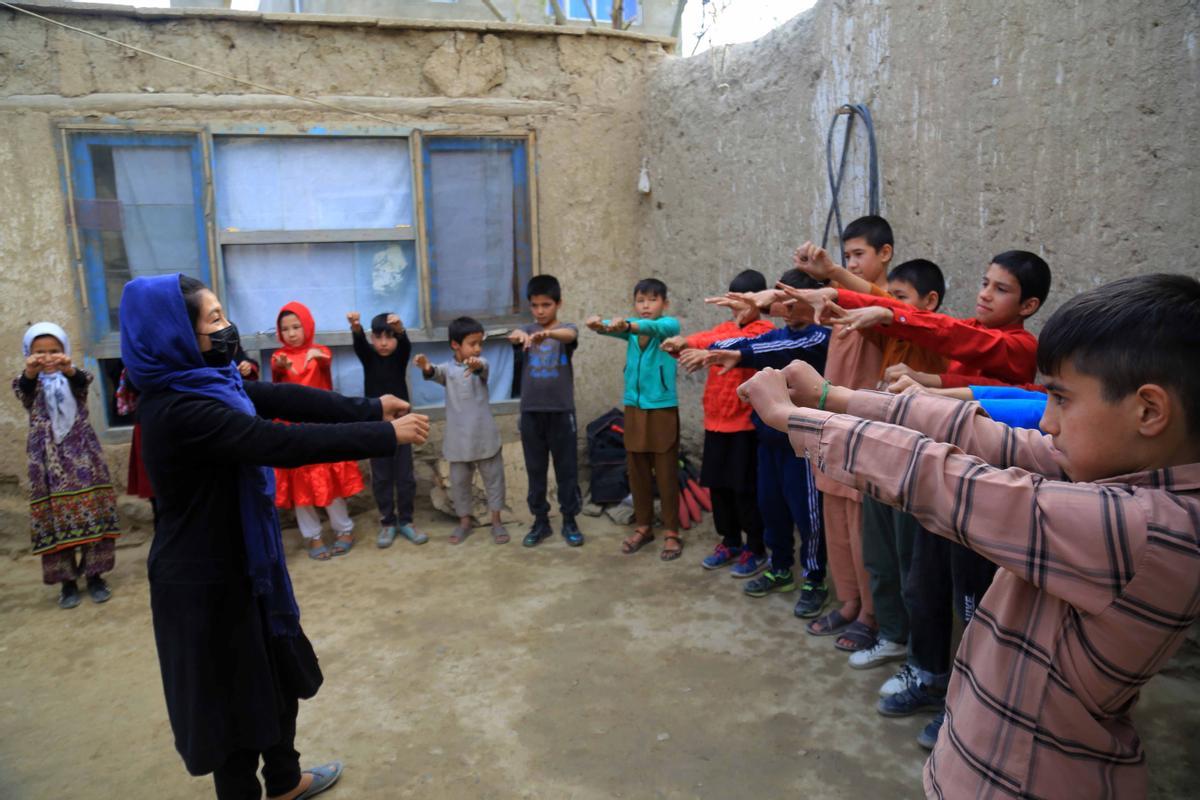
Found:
[508,275,583,548]
[348,310,426,547]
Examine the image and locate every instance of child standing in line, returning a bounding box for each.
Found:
[741,272,1200,799]
[414,317,508,544]
[508,275,584,548]
[699,269,829,613]
[586,278,683,560]
[348,310,428,549]
[14,322,120,608]
[271,301,364,560]
[660,269,775,574]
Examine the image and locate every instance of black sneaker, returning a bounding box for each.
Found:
[793,581,828,618]
[86,575,112,604]
[561,517,584,547]
[58,580,81,609]
[523,518,553,548]
[743,569,797,598]
[917,710,945,750]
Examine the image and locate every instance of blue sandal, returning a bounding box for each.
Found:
[331,534,355,556]
[295,760,343,798]
[307,542,332,561]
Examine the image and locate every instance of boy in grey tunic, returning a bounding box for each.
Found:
[414,317,508,544]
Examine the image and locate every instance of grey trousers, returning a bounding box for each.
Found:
[450,450,506,517]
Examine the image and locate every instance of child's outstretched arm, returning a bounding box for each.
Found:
[739,366,1140,613]
[412,353,444,385]
[586,315,630,339]
[626,317,680,339]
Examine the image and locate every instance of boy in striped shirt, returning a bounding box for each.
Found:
[740,273,1200,798]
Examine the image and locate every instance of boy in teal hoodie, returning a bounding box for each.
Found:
[587,278,683,560]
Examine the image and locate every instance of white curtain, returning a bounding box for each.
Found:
[112,146,201,276]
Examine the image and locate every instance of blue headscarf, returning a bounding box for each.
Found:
[119,274,300,637]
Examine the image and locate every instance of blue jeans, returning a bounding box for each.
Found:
[757,441,825,580]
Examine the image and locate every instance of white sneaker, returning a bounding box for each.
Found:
[879,662,919,697]
[848,638,907,670]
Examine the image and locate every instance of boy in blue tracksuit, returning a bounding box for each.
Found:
[587,278,685,561]
[703,269,830,615]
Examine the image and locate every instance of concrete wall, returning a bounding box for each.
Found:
[0,3,670,519]
[640,0,1200,447]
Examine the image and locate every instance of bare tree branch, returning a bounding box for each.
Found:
[547,0,567,25]
[481,0,506,22]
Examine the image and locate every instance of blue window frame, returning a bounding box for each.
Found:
[66,132,209,346]
[421,136,532,326]
[551,0,640,23]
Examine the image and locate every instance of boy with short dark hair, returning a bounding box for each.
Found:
[587,278,684,560]
[700,269,829,613]
[414,317,507,545]
[661,269,776,574]
[740,272,1200,800]
[508,275,584,548]
[348,310,426,548]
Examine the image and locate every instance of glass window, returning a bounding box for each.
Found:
[214,137,413,231]
[224,241,420,337]
[553,0,640,23]
[422,137,532,324]
[67,133,208,341]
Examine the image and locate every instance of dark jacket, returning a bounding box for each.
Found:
[138,379,396,775]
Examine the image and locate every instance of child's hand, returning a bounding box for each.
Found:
[508,328,531,349]
[660,336,688,354]
[392,413,431,445]
[706,349,742,375]
[734,303,761,327]
[829,304,893,336]
[793,241,836,280]
[304,348,328,366]
[378,394,412,420]
[585,315,605,332]
[886,374,926,395]
[736,368,794,431]
[776,284,837,319]
[347,311,361,329]
[677,348,708,373]
[780,359,825,407]
[529,328,551,346]
[23,354,44,379]
[237,360,254,377]
[272,353,293,373]
[413,353,431,372]
[463,356,484,374]
[882,363,942,392]
[387,313,404,333]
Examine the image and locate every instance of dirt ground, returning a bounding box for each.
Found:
[1,506,1198,800]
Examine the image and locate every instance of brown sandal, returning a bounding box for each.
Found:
[621,527,654,554]
[660,533,683,561]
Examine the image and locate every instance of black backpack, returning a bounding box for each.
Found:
[586,408,628,504]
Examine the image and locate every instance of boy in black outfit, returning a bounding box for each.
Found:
[508,275,584,547]
[348,310,427,548]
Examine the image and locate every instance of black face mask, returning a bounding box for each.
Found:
[202,322,240,367]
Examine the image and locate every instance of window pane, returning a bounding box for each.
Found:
[224,241,420,337]
[425,139,532,324]
[79,144,203,331]
[214,137,413,231]
[408,340,516,407]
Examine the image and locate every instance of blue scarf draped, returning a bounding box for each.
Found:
[119,274,300,637]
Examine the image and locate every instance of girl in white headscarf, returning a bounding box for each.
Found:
[14,322,121,608]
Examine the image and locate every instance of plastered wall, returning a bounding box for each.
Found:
[640,0,1200,446]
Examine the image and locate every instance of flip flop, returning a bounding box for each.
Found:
[806,609,851,637]
[834,620,878,652]
[331,534,355,556]
[296,760,343,799]
[449,526,472,545]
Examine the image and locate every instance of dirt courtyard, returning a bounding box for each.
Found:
[1,506,1198,799]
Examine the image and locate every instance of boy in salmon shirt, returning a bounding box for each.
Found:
[661,270,775,574]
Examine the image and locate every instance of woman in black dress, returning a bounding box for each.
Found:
[120,274,429,800]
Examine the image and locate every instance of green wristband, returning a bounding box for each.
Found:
[817,380,832,410]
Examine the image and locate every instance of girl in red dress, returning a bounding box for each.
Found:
[271,302,365,559]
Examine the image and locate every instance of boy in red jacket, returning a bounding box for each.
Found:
[662,269,775,574]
